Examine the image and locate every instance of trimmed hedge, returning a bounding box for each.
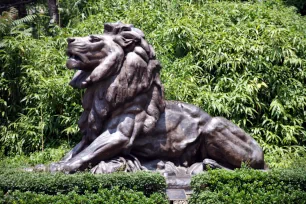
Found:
[0,169,166,196]
[190,168,306,203]
[0,188,167,204]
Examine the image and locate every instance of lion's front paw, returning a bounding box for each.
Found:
[49,162,65,173]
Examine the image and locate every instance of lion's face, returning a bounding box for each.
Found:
[66,22,160,92]
[66,35,115,72]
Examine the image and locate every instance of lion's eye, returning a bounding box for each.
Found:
[90,36,101,43]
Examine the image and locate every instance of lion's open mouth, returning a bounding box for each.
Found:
[69,54,82,62]
[67,49,91,63]
[67,50,84,62]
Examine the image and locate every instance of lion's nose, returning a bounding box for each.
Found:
[67,38,75,44]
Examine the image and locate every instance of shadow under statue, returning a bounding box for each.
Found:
[45,22,266,175]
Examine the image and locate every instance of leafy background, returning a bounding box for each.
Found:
[0,0,305,167]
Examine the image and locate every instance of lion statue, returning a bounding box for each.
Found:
[49,22,266,174]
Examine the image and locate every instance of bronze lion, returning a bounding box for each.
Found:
[51,22,266,173]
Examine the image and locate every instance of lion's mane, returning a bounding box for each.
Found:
[69,22,165,142]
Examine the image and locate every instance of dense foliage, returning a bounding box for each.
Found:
[0,187,168,204]
[0,188,167,204]
[0,1,305,161]
[190,168,306,203]
[0,170,166,196]
[1,163,305,203]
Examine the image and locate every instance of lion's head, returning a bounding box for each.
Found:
[67,22,161,90]
[66,22,165,138]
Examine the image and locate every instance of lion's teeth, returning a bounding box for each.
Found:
[68,54,81,62]
[69,54,77,60]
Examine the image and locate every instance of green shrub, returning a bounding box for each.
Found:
[265,152,306,169]
[0,145,70,168]
[0,34,81,154]
[0,187,167,204]
[0,170,166,196]
[190,168,306,203]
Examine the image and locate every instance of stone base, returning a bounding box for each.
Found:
[165,175,192,190]
[166,189,188,204]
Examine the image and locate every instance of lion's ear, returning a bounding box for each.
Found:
[114,31,141,52]
[104,23,113,33]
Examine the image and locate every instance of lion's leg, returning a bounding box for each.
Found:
[61,106,106,163]
[62,129,129,173]
[202,117,265,169]
[48,136,90,172]
[60,137,89,162]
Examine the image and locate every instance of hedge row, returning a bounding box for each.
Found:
[2,167,306,203]
[190,168,306,203]
[0,170,166,196]
[0,187,167,204]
